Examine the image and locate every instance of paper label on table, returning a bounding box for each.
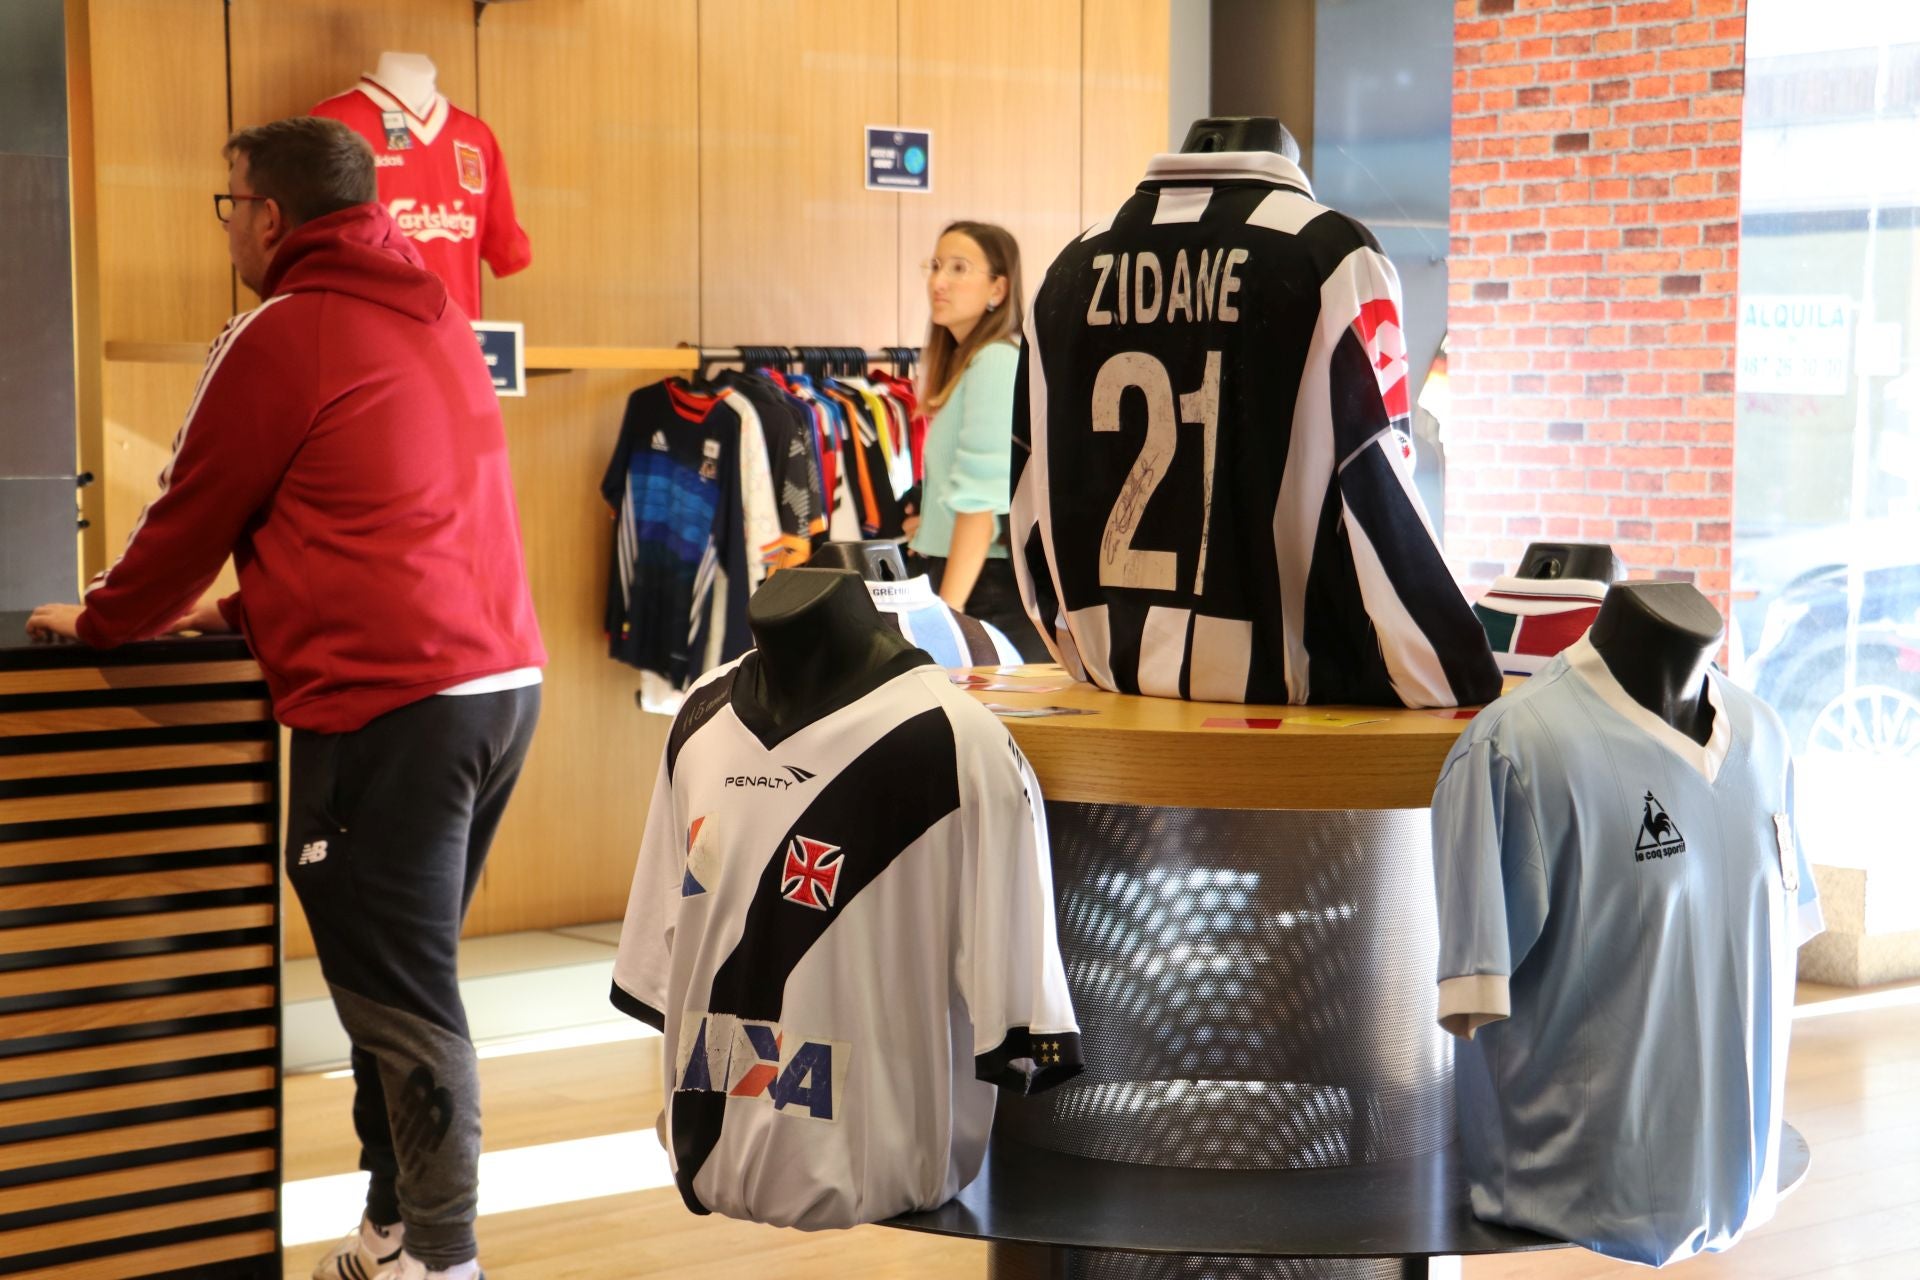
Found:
[1201,717,1285,730]
[984,704,1097,719]
[952,673,1077,693]
[1280,711,1386,728]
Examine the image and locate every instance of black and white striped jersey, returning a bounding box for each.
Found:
[1010,151,1500,708]
[611,651,1081,1229]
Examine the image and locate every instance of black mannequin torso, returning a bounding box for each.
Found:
[1179,116,1300,160]
[744,568,917,737]
[1587,582,1725,745]
[806,540,910,583]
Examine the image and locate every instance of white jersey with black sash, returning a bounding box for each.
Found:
[612,649,1081,1229]
[1011,151,1500,707]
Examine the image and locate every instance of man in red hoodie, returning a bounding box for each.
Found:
[29,116,542,1280]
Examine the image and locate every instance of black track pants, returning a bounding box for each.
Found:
[286,684,540,1269]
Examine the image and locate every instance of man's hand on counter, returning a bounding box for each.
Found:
[168,597,235,636]
[25,604,83,643]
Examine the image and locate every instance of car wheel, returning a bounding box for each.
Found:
[1806,683,1920,758]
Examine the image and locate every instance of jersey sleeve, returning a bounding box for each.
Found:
[611,752,681,1030]
[945,342,1020,516]
[958,729,1083,1093]
[1325,248,1502,708]
[1784,758,1825,945]
[1429,734,1550,1040]
[479,125,531,279]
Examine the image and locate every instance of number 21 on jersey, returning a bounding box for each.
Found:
[1094,351,1221,595]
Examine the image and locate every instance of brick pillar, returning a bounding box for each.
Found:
[1447,0,1746,610]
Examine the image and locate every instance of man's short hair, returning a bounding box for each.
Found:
[223,116,375,228]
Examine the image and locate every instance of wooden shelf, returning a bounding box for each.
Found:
[104,340,699,374]
[962,667,1514,811]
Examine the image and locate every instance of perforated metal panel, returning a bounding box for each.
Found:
[997,803,1452,1170]
[990,1243,1409,1280]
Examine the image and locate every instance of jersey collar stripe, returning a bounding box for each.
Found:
[1563,634,1732,783]
[1247,188,1325,236]
[1143,150,1315,195]
[1152,187,1213,224]
[355,77,450,146]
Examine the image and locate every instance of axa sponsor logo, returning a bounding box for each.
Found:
[1633,791,1686,862]
[675,1011,845,1121]
[388,198,477,243]
[723,764,816,790]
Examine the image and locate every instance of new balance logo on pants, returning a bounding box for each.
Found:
[299,839,330,866]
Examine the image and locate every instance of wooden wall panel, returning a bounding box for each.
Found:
[461,1,698,939]
[469,372,670,938]
[227,0,476,133]
[700,0,900,346]
[1081,0,1172,227]
[897,0,1082,340]
[478,0,699,345]
[85,2,229,581]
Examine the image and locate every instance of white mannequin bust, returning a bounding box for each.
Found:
[370,51,440,116]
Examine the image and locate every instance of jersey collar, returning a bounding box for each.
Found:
[730,647,935,750]
[1142,150,1314,196]
[356,76,450,146]
[1564,634,1731,784]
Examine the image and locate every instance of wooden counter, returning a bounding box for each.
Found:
[0,616,280,1280]
[958,667,1503,811]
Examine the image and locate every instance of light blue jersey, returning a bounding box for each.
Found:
[1431,635,1823,1268]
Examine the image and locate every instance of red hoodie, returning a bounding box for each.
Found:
[78,203,546,732]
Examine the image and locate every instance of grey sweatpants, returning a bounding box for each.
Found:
[286,685,540,1269]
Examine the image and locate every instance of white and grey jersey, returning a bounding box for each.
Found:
[1430,636,1823,1266]
[1012,151,1500,707]
[612,651,1081,1229]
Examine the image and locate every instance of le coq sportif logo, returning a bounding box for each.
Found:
[1634,791,1687,862]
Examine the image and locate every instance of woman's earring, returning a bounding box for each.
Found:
[987,301,999,312]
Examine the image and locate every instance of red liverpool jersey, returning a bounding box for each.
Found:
[312,77,531,318]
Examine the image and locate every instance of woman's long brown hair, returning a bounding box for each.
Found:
[921,221,1024,412]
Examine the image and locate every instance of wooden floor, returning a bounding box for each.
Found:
[282,985,1920,1279]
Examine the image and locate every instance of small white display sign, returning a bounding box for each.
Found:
[1737,295,1852,397]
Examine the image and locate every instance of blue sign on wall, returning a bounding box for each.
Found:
[865,126,932,194]
[471,321,526,397]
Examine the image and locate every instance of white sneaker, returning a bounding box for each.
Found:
[312,1217,403,1280]
[373,1253,483,1280]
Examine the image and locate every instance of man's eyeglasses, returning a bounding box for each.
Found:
[213,193,270,225]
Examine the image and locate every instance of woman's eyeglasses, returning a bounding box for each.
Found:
[213,193,271,224]
[921,257,999,281]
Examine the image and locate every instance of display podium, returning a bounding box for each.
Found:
[0,617,282,1280]
[888,669,1811,1279]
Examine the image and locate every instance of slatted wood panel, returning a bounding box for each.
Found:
[0,646,280,1278]
[897,0,1083,340]
[0,740,273,783]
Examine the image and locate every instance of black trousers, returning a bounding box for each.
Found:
[286,685,540,1269]
[918,554,1052,663]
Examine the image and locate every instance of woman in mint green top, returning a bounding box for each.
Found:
[905,221,1048,660]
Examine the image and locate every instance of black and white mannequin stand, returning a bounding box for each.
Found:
[1587,580,1724,746]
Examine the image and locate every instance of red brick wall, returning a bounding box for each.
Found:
[1446,0,1747,608]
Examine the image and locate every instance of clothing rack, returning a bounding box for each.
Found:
[689,345,920,382]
